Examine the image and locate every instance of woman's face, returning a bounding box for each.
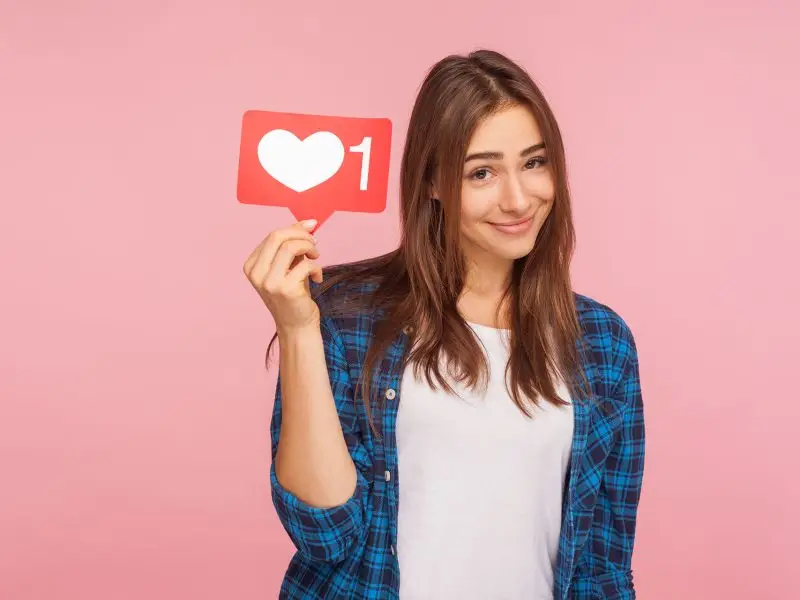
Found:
[454,104,555,266]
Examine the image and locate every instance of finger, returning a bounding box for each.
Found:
[258,228,315,273]
[285,256,323,286]
[243,236,269,275]
[309,260,323,284]
[266,239,318,284]
[248,227,316,282]
[244,227,296,274]
[286,245,319,273]
[244,220,317,275]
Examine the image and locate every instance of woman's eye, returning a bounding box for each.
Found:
[470,168,490,180]
[526,157,548,169]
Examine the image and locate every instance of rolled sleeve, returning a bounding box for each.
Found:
[569,569,635,599]
[269,460,369,563]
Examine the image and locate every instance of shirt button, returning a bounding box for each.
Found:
[384,388,396,400]
[384,470,391,482]
[390,544,396,556]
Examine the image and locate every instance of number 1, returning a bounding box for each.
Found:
[349,136,372,191]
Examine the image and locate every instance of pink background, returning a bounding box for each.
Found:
[1,1,798,598]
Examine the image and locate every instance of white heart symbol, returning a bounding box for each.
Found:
[257,129,345,193]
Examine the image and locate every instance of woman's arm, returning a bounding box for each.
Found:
[270,317,373,564]
[572,323,646,599]
[273,321,357,508]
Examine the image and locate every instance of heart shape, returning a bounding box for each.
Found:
[257,129,345,193]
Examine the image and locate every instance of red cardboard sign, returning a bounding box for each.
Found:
[236,110,392,230]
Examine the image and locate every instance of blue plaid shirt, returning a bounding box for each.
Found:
[269,275,645,599]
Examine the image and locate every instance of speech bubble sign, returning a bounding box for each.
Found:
[236,110,392,230]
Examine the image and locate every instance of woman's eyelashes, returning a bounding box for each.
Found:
[526,156,548,169]
[465,156,548,181]
[468,167,492,181]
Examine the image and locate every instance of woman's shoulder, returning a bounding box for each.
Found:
[308,260,387,337]
[311,263,379,306]
[573,291,638,360]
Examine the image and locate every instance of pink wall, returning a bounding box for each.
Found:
[1,2,798,598]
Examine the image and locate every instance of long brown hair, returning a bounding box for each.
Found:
[267,49,591,432]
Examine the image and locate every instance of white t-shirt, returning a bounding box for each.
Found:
[395,322,575,600]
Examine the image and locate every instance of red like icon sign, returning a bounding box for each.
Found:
[236,110,392,229]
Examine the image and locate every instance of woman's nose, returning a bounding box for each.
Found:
[499,176,531,212]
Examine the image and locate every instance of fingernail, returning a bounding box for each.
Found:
[301,219,317,230]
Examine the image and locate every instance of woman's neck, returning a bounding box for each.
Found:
[457,249,515,328]
[458,281,512,329]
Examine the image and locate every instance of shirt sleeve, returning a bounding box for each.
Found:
[269,316,373,564]
[572,324,646,599]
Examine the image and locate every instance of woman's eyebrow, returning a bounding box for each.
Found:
[464,142,546,163]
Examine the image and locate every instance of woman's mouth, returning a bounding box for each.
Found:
[488,215,535,235]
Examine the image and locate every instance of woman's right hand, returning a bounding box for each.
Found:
[243,219,323,334]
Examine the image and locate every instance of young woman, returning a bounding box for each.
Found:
[244,49,645,600]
